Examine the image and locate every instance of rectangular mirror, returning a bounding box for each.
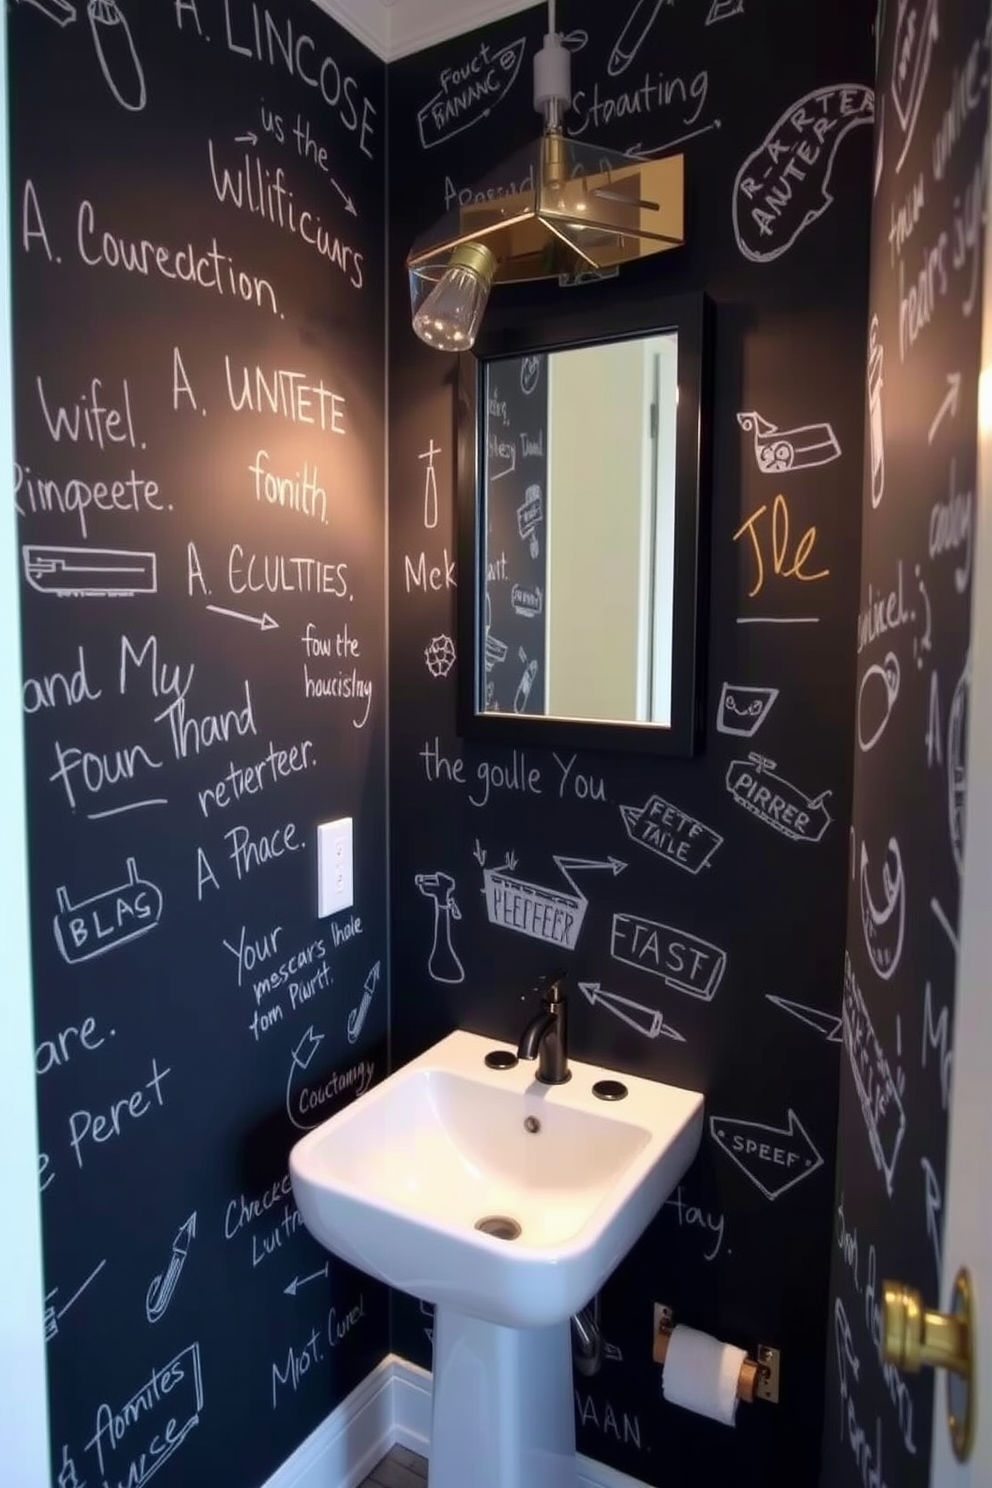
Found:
[457,291,711,755]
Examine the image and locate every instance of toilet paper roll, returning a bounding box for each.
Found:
[661,1325,748,1426]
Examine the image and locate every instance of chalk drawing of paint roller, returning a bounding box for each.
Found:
[54,856,163,965]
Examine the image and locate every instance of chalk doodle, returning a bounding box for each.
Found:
[425,634,456,679]
[868,317,885,508]
[484,854,625,951]
[44,1257,107,1342]
[517,486,543,558]
[732,85,874,263]
[579,982,685,1042]
[710,1109,823,1201]
[860,837,905,980]
[766,995,842,1042]
[24,544,157,597]
[284,1262,329,1298]
[514,656,539,713]
[484,593,508,674]
[706,0,744,21]
[921,1156,943,1282]
[726,754,832,843]
[928,372,961,446]
[857,652,900,752]
[520,356,543,396]
[146,1214,196,1324]
[348,960,381,1043]
[618,795,723,875]
[737,410,841,473]
[511,584,543,618]
[415,872,465,983]
[716,683,778,738]
[948,658,968,874]
[417,37,526,150]
[842,954,906,1195]
[18,0,147,111]
[419,439,441,529]
[54,857,163,964]
[611,912,727,1001]
[607,0,670,77]
[891,0,939,172]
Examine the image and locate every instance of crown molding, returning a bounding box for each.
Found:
[310,0,541,62]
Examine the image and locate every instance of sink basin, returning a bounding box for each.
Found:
[290,1029,704,1488]
[291,1029,703,1328]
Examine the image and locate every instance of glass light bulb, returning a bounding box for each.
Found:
[412,243,496,352]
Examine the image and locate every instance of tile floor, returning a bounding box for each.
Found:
[359,1445,428,1488]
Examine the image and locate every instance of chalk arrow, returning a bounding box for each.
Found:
[331,178,357,216]
[710,1109,823,1201]
[235,131,259,146]
[365,960,382,994]
[579,982,684,1042]
[292,1026,323,1070]
[146,1213,197,1323]
[284,1262,329,1296]
[473,839,487,867]
[766,995,842,1043]
[928,372,962,444]
[206,604,278,631]
[555,855,626,899]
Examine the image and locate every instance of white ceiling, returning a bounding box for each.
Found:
[311,0,541,61]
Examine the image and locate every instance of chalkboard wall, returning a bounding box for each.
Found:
[388,4,874,1485]
[9,3,389,1484]
[821,1,986,1484]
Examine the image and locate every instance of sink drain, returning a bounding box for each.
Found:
[475,1215,522,1241]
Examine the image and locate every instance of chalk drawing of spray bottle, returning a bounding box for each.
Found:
[867,315,885,509]
[415,872,465,984]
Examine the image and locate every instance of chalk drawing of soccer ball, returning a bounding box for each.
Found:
[425,635,456,679]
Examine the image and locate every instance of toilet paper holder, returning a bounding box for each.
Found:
[652,1305,781,1405]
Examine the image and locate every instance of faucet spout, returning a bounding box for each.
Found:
[517,1010,557,1061]
[516,970,569,1084]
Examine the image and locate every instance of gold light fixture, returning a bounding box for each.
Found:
[407,1,685,351]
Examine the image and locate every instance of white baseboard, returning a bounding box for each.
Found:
[263,1354,648,1488]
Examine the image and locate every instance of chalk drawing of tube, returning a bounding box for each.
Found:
[88,0,146,112]
[737,411,841,474]
[517,486,544,558]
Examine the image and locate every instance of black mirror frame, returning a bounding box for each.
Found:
[456,289,712,756]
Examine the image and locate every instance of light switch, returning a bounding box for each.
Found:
[317,817,353,917]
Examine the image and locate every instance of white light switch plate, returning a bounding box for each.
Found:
[317,817,353,918]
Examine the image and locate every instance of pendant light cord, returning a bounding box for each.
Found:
[548,0,556,36]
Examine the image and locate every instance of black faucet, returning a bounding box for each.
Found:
[517,970,569,1084]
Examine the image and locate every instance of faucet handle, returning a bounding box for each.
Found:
[536,968,568,1004]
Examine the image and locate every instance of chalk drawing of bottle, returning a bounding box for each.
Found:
[867,315,885,509]
[415,872,465,984]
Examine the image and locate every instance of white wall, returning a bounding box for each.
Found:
[0,18,52,1488]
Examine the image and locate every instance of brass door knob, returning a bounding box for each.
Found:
[881,1268,975,1463]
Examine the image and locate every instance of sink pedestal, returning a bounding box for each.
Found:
[430,1305,576,1488]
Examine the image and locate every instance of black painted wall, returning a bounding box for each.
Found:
[822,2,987,1484]
[388,4,873,1486]
[9,3,389,1484]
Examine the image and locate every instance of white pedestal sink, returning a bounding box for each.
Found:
[290,1031,703,1488]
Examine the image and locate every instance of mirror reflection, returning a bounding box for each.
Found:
[481,332,678,726]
